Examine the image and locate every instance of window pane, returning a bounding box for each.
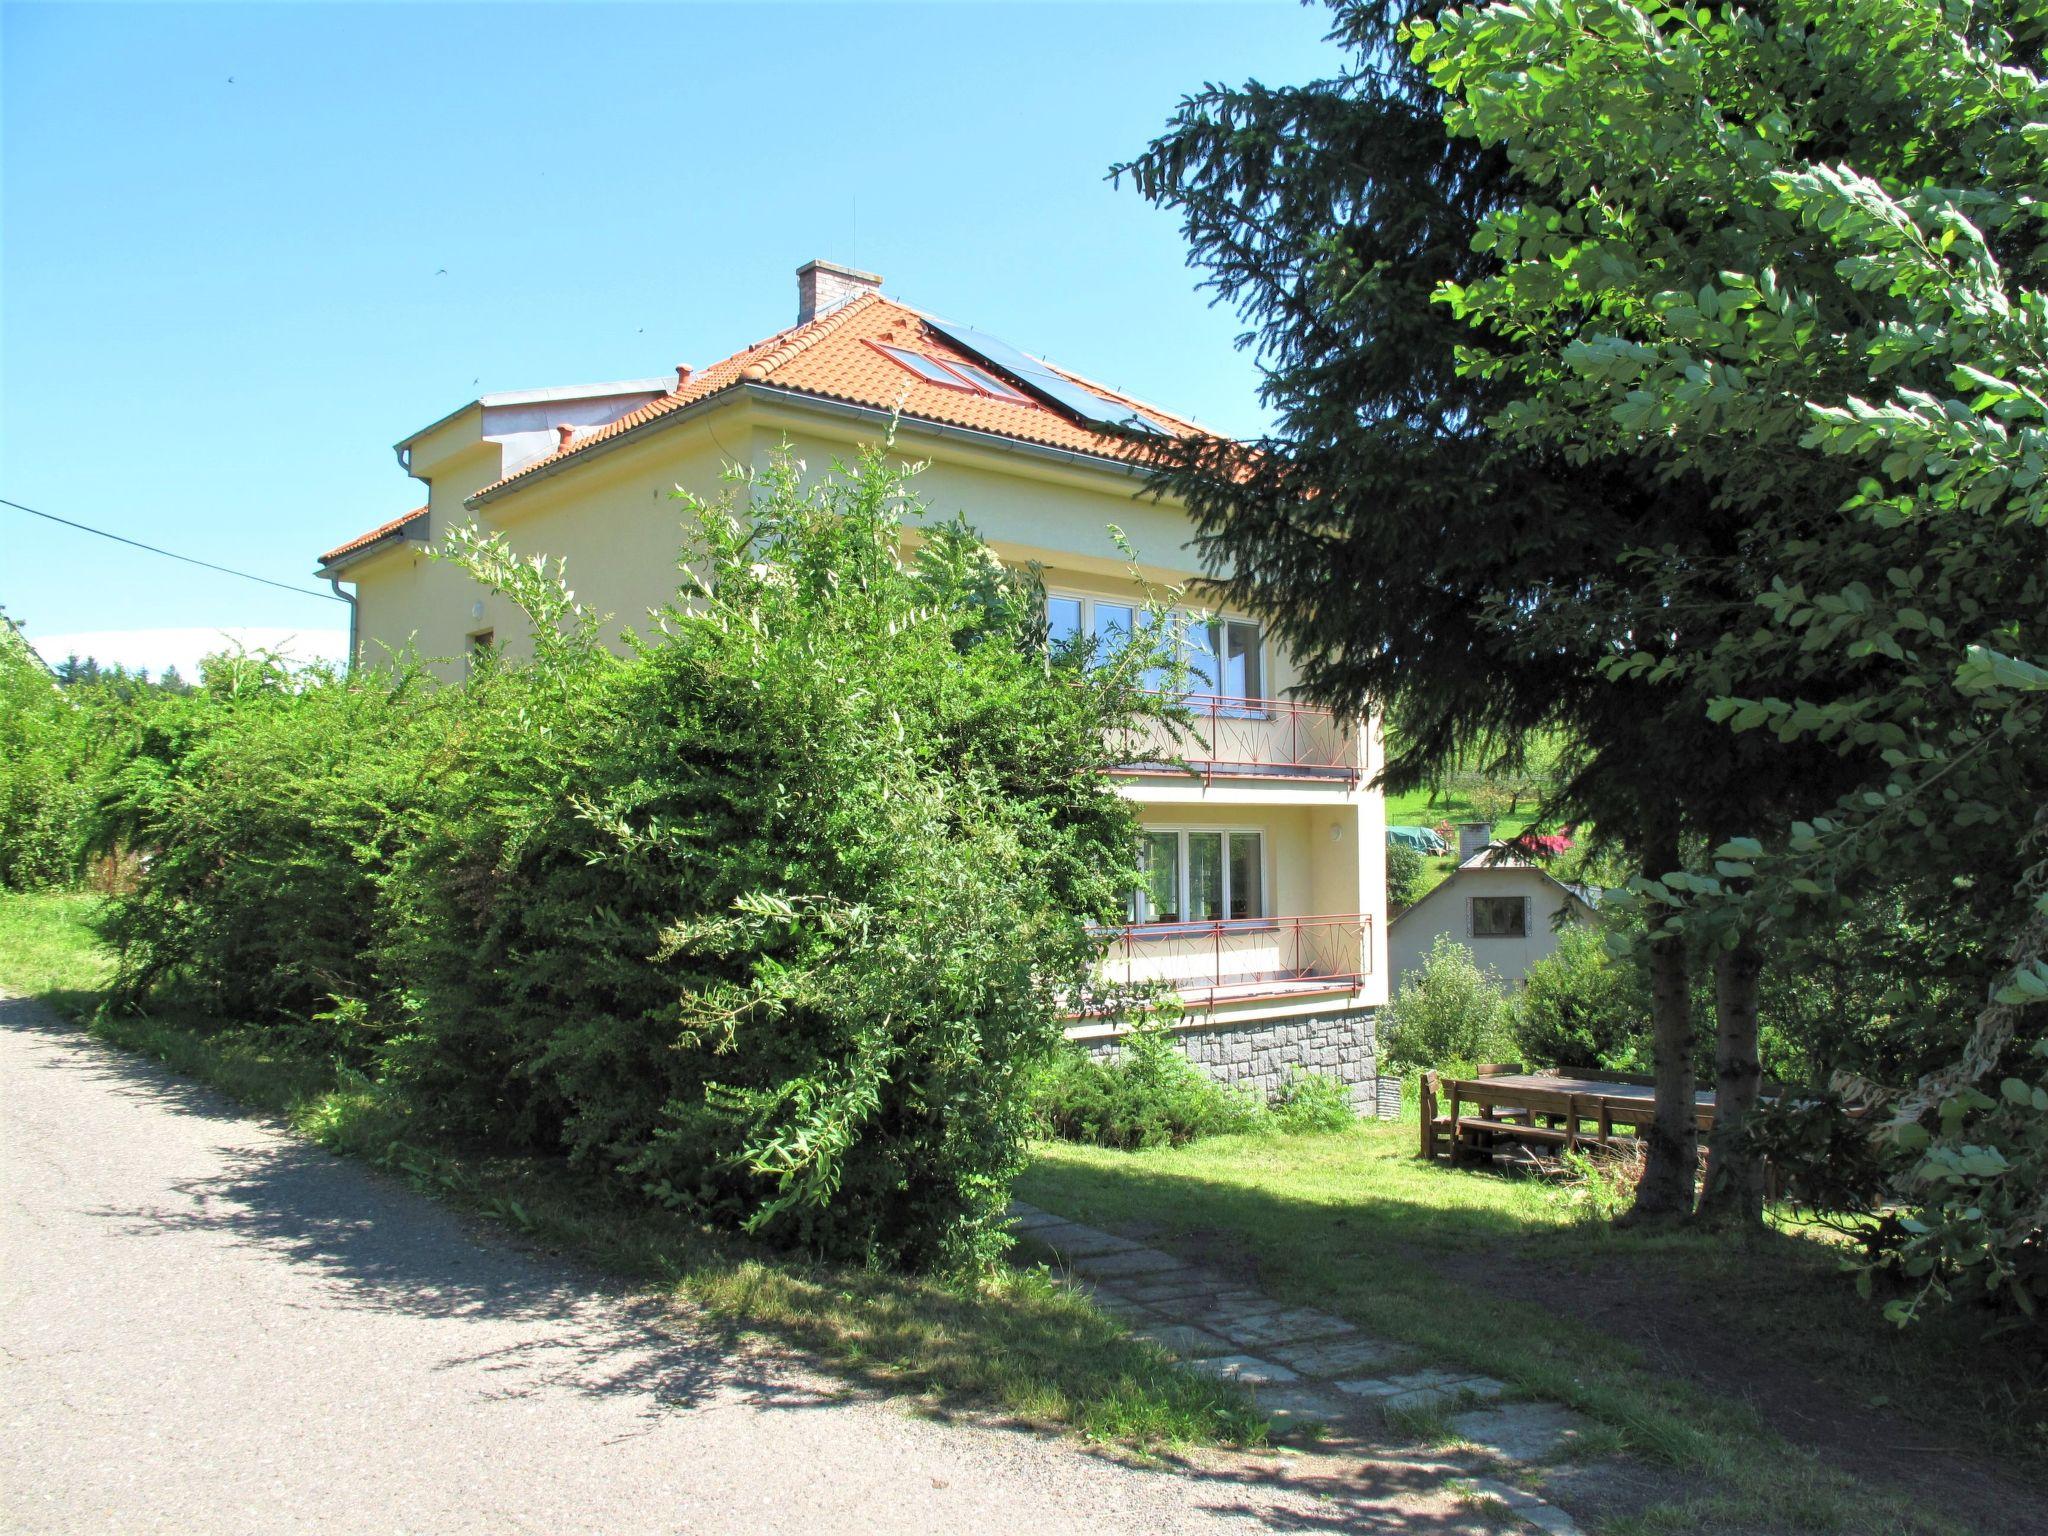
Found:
[1187,832,1224,921]
[1138,612,1176,694]
[880,345,972,387]
[1471,896,1526,937]
[1188,617,1221,696]
[1137,831,1180,923]
[1228,833,1263,920]
[1092,602,1134,668]
[1045,595,1082,654]
[947,361,1030,402]
[1222,620,1262,699]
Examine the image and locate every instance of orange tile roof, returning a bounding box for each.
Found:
[319,506,425,568]
[320,291,1208,563]
[468,292,1203,501]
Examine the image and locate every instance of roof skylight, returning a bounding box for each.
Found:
[870,342,1036,405]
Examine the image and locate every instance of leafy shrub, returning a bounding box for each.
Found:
[1863,1040,2048,1326]
[1271,1068,1357,1133]
[1752,1040,2048,1328]
[1379,934,1517,1077]
[85,650,442,1038]
[1032,1028,1266,1149]
[1385,840,1425,908]
[1513,925,1647,1071]
[0,618,90,889]
[388,447,1167,1271]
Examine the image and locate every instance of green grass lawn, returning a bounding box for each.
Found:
[0,890,1259,1451]
[12,887,2040,1530]
[1384,782,1543,900]
[1023,1127,2046,1535]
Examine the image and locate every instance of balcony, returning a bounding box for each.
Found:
[1073,912,1372,1016]
[1110,694,1362,784]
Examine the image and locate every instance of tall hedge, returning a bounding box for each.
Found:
[385,447,1168,1270]
[85,651,443,1033]
[0,617,90,889]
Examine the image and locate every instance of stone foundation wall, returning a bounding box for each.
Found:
[1078,1008,1388,1115]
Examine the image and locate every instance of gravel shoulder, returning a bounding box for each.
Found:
[0,995,1492,1535]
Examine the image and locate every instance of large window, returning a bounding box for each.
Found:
[1470,895,1528,938]
[1046,590,1263,702]
[1187,615,1263,700]
[1131,828,1266,925]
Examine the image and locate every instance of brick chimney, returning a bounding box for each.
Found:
[796,259,882,325]
[1458,822,1493,862]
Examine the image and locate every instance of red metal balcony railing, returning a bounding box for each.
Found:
[1072,912,1373,1015]
[1109,694,1362,783]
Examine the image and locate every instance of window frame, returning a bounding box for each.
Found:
[865,340,1034,403]
[1468,894,1529,939]
[1045,588,1268,703]
[1129,824,1270,931]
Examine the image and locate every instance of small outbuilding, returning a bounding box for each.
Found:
[1388,824,1597,989]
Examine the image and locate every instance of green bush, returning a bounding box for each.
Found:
[1378,934,1517,1077]
[1513,925,1647,1071]
[386,446,1168,1271]
[1032,1028,1267,1149]
[1271,1068,1357,1133]
[85,651,442,1037]
[0,618,90,890]
[1385,840,1425,908]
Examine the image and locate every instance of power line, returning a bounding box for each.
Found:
[1,495,347,603]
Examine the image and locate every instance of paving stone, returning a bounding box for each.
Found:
[1136,1321,1235,1359]
[1006,1203,1065,1232]
[1332,1367,1471,1402]
[1449,1402,1588,1463]
[1169,1289,1290,1327]
[1033,1224,1139,1259]
[1186,1353,1301,1386]
[1381,1375,1505,1414]
[1466,1477,1586,1536]
[1266,1335,1405,1378]
[1069,1246,1185,1280]
[1090,1294,1161,1324]
[1216,1308,1358,1350]
[1252,1385,1350,1430]
[1117,1272,1222,1305]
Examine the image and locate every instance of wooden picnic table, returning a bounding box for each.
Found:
[1420,1067,1731,1165]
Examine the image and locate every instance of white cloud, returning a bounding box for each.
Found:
[26,627,350,681]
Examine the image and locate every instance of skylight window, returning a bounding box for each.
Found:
[869,341,1036,404]
[876,344,972,387]
[943,361,1031,403]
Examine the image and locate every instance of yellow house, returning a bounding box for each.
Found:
[317,260,1393,1110]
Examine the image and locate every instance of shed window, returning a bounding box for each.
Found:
[1470,895,1528,938]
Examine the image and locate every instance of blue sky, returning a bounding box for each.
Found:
[1,1,1336,671]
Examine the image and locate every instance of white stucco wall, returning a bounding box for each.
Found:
[1387,864,1589,991]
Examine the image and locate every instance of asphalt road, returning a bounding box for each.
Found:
[0,995,1483,1535]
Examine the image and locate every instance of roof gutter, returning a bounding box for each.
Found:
[468,382,1163,512]
[465,383,1158,511]
[745,386,1161,487]
[316,517,428,579]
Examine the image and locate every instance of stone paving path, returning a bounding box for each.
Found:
[1012,1199,1595,1535]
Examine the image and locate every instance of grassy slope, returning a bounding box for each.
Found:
[1384,782,1543,901]
[0,890,1259,1451]
[1023,1128,2045,1536]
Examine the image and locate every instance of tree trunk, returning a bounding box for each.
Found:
[1698,932,1766,1227]
[1627,818,1697,1222]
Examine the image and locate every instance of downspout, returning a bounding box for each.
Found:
[327,576,358,675]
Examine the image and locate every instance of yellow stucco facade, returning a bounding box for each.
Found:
[327,380,1390,1055]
